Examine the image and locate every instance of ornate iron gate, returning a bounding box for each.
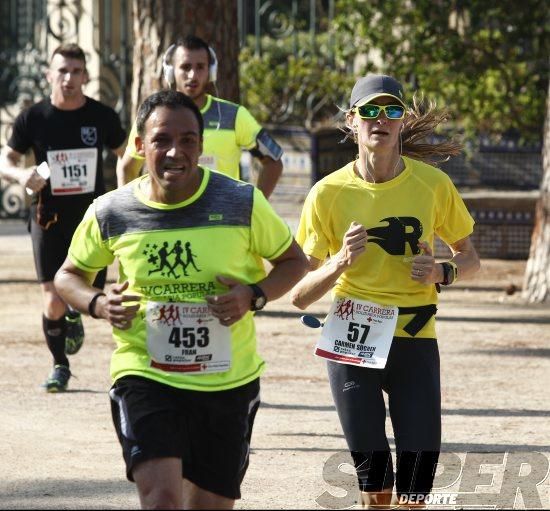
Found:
[237,0,342,127]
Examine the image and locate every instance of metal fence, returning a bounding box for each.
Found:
[239,0,335,60]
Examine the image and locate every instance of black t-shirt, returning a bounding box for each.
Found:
[8,96,126,217]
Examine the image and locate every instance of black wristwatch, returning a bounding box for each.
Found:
[248,283,267,311]
[441,262,458,286]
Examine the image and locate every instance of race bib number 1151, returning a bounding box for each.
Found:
[47,148,98,195]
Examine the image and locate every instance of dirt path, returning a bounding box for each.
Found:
[0,222,549,509]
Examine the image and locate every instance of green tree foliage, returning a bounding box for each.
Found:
[240,0,548,143]
[240,33,356,128]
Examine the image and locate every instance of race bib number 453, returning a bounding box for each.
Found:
[315,297,398,369]
[146,301,231,374]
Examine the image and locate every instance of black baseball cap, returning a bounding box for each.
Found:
[350,74,406,109]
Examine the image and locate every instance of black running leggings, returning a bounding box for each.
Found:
[327,338,441,497]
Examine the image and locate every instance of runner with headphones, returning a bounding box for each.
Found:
[117,35,284,199]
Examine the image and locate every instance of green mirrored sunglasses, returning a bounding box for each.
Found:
[355,103,405,120]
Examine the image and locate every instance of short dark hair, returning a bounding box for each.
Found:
[175,35,212,65]
[51,43,86,64]
[136,90,204,137]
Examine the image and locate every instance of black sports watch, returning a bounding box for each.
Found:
[248,283,267,311]
[441,261,458,286]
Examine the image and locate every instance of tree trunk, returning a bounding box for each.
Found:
[523,83,550,303]
[130,0,239,119]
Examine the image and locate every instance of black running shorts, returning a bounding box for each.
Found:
[29,205,106,286]
[109,375,261,500]
[327,338,441,497]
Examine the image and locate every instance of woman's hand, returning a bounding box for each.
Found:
[410,241,442,284]
[334,221,368,270]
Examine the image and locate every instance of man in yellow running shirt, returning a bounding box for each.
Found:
[117,35,283,198]
[55,90,306,509]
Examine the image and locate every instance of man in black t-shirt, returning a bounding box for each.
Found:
[0,43,127,392]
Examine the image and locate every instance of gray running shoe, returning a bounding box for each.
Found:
[65,309,85,355]
[44,364,71,393]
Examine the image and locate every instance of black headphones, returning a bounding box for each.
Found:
[162,43,218,86]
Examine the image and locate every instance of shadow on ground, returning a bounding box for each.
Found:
[1,478,137,510]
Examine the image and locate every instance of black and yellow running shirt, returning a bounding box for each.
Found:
[68,168,293,391]
[296,156,475,339]
[125,95,262,180]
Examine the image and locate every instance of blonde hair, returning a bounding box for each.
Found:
[345,92,463,165]
[401,93,462,164]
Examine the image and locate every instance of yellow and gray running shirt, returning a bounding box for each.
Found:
[296,156,474,339]
[126,95,262,180]
[68,168,292,391]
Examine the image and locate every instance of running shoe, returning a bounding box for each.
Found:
[44,364,71,393]
[65,309,85,355]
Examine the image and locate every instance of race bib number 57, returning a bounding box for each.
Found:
[315,297,398,369]
[146,301,231,373]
